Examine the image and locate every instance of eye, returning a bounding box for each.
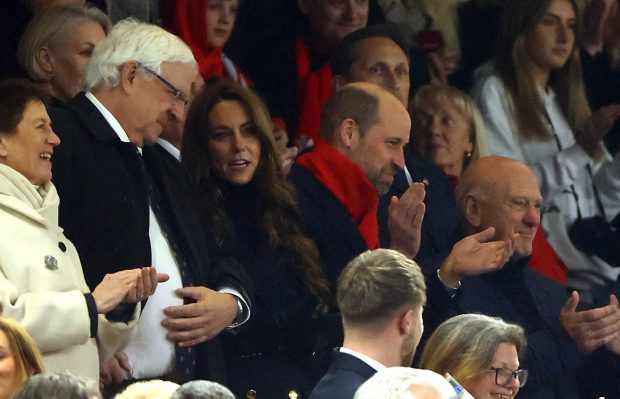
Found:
[211,130,230,140]
[396,67,409,76]
[241,125,258,137]
[441,115,453,126]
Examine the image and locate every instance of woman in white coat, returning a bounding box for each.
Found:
[0,79,167,381]
[471,0,620,306]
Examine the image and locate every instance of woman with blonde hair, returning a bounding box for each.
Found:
[0,318,45,399]
[17,5,111,103]
[421,314,528,399]
[472,0,620,306]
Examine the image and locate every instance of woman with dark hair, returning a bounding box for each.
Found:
[472,0,620,306]
[182,79,330,398]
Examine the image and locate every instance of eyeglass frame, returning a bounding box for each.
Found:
[138,63,187,104]
[488,367,529,388]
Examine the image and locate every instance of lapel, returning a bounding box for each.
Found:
[330,350,377,380]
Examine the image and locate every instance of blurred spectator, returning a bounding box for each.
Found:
[182,79,329,398]
[107,0,160,24]
[310,249,426,399]
[162,0,249,86]
[17,5,111,104]
[354,367,468,399]
[421,314,527,399]
[171,380,234,399]
[471,0,620,307]
[113,380,179,399]
[13,372,101,399]
[0,318,44,399]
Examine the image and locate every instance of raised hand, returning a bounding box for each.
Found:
[388,182,426,258]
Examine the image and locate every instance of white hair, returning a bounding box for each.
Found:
[84,18,197,91]
[171,380,235,399]
[354,368,459,399]
[113,380,180,399]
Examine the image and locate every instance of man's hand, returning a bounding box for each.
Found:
[438,228,515,287]
[560,291,620,353]
[162,287,238,347]
[388,182,426,258]
[100,351,131,386]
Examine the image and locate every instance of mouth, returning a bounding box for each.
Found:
[552,48,568,55]
[492,394,512,399]
[38,152,52,160]
[228,159,251,168]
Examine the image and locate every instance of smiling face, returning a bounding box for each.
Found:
[298,0,369,50]
[46,20,106,102]
[205,0,239,49]
[461,343,522,399]
[475,166,542,260]
[207,100,262,185]
[0,100,60,186]
[349,94,410,195]
[414,100,473,177]
[523,0,576,82]
[347,37,410,107]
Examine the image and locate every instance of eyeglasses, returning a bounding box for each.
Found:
[489,367,529,388]
[139,63,187,104]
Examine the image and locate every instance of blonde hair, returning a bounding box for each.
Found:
[420,314,526,383]
[495,0,592,142]
[411,84,489,171]
[17,5,111,82]
[0,318,45,385]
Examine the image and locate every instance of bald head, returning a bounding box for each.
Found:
[320,82,411,194]
[456,156,543,260]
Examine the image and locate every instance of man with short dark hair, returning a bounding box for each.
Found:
[310,249,427,399]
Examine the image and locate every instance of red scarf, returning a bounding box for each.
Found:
[296,38,334,141]
[297,140,380,249]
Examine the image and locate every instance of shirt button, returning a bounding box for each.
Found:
[58,242,67,252]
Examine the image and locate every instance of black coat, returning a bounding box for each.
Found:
[50,93,251,382]
[309,350,377,399]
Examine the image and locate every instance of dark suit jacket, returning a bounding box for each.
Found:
[423,257,595,399]
[49,93,250,382]
[309,350,377,399]
[379,148,465,273]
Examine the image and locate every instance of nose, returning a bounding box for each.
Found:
[523,204,541,227]
[343,0,356,20]
[394,147,405,170]
[169,100,185,121]
[48,129,61,146]
[429,116,442,137]
[231,131,247,152]
[507,374,521,390]
[557,22,568,43]
[219,6,231,23]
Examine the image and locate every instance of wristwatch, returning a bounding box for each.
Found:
[227,297,245,328]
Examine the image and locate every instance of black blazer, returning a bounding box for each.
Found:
[309,350,377,399]
[50,93,251,381]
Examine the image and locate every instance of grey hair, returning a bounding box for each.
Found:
[13,372,102,399]
[171,380,235,399]
[84,19,197,91]
[113,380,180,399]
[17,5,111,82]
[337,249,426,326]
[354,367,458,399]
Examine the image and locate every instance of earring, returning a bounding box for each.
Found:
[466,151,472,159]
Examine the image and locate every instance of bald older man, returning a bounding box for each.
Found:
[423,156,620,399]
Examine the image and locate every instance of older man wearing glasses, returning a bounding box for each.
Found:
[422,156,620,399]
[50,20,251,394]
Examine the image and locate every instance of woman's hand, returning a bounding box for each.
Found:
[92,267,169,314]
[576,104,620,157]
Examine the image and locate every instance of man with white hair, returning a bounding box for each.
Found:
[171,380,235,399]
[50,19,251,391]
[354,367,472,399]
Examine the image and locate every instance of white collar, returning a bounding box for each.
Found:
[85,92,140,153]
[339,347,386,371]
[157,138,181,161]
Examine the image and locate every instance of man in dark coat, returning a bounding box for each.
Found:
[50,20,250,391]
[310,249,427,399]
[424,156,620,399]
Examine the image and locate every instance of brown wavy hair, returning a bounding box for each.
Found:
[182,79,330,309]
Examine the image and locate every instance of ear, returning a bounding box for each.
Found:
[0,135,9,158]
[397,308,414,335]
[36,47,53,75]
[463,194,482,228]
[119,61,139,94]
[332,74,346,92]
[337,118,359,149]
